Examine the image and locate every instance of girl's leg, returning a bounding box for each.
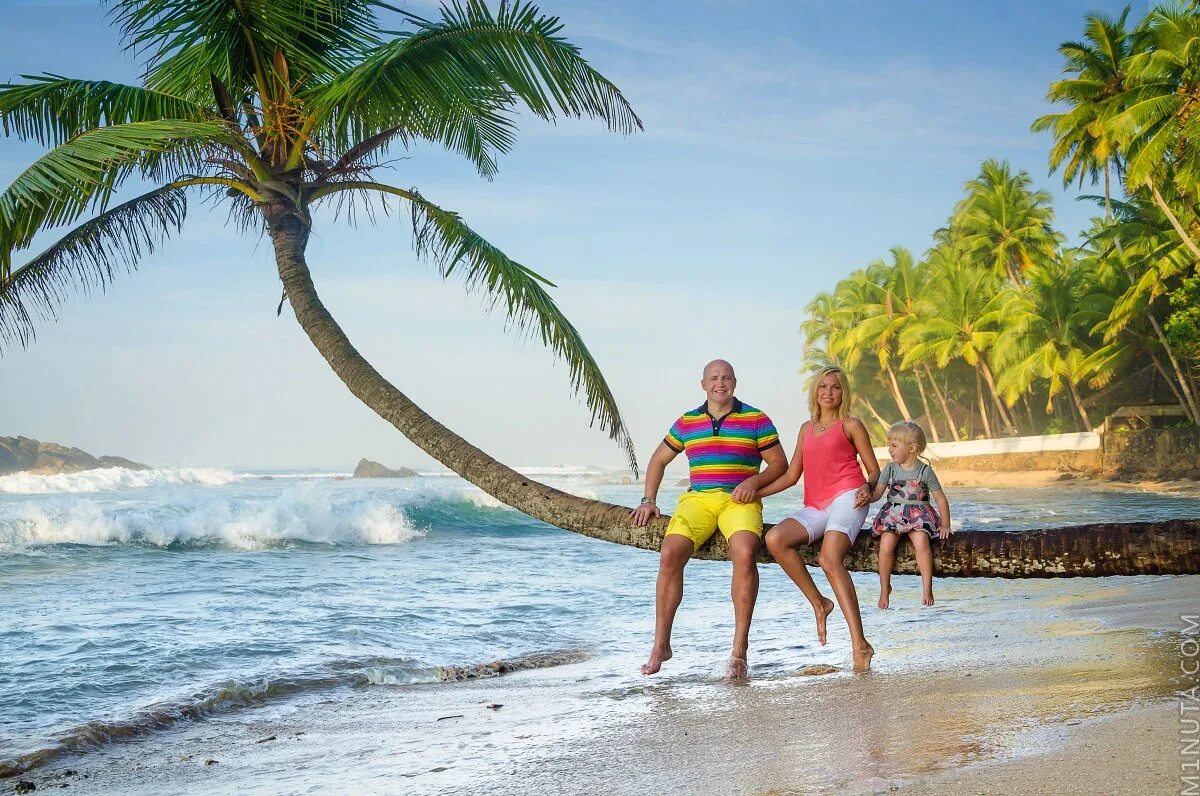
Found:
[765,518,835,646]
[910,531,935,605]
[876,533,900,609]
[817,531,873,672]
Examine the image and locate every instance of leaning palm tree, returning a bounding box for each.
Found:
[0,1,1194,577]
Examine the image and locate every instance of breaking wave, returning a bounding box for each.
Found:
[0,467,240,494]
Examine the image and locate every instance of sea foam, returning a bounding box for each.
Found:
[0,466,239,494]
[0,481,426,549]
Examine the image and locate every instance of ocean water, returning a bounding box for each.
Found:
[1,465,1197,786]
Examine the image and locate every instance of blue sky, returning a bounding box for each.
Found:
[0,0,1135,469]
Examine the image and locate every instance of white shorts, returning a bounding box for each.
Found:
[784,487,868,545]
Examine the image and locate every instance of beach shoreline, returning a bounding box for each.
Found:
[938,468,1200,496]
[9,574,1192,795]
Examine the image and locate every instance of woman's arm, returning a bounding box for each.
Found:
[755,425,807,499]
[844,417,881,508]
[932,489,952,539]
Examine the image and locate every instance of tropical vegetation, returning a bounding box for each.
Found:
[804,3,1200,438]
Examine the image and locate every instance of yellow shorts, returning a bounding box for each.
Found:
[665,490,764,551]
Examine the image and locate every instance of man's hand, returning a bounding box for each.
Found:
[630,501,661,526]
[731,479,758,504]
[852,483,873,508]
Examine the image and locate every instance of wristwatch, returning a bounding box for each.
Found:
[639,497,655,505]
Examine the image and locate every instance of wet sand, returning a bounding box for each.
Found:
[939,468,1200,496]
[11,576,1194,795]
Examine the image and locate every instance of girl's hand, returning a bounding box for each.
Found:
[937,524,953,540]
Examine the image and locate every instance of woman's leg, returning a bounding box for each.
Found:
[818,531,873,672]
[876,532,900,609]
[910,531,935,605]
[765,518,835,646]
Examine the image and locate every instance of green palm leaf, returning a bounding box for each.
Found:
[0,185,187,352]
[0,74,213,146]
[0,119,227,275]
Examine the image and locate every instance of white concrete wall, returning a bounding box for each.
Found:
[872,431,1101,461]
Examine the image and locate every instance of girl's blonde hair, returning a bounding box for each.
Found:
[808,366,853,422]
[887,421,928,456]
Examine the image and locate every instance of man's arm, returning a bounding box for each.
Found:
[631,442,679,526]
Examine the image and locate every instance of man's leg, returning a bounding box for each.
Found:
[726,530,760,679]
[641,534,695,675]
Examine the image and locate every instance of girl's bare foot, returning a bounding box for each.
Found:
[852,644,874,673]
[922,592,935,606]
[878,584,892,610]
[725,656,749,681]
[641,643,673,675]
[812,596,834,646]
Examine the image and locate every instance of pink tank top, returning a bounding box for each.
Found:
[802,419,865,509]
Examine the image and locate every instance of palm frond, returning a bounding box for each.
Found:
[0,74,213,146]
[316,181,639,472]
[309,0,640,172]
[0,185,187,353]
[0,119,227,275]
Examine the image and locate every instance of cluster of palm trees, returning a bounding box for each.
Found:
[805,4,1200,440]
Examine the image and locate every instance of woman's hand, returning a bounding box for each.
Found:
[852,483,873,508]
[937,524,953,540]
[630,501,661,526]
[731,479,758,504]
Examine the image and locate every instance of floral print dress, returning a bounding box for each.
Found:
[871,461,942,538]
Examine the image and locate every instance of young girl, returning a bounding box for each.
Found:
[870,421,952,608]
[758,366,881,672]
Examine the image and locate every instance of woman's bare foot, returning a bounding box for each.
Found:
[641,643,673,675]
[813,596,835,645]
[852,644,874,673]
[922,591,935,606]
[878,584,892,610]
[725,656,749,681]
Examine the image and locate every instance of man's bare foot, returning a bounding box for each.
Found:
[922,592,935,606]
[725,656,748,681]
[878,584,892,610]
[852,644,874,673]
[813,597,835,645]
[640,644,673,675]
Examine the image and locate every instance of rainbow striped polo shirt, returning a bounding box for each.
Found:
[664,399,781,492]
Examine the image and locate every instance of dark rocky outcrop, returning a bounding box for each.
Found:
[351,458,417,478]
[0,436,149,476]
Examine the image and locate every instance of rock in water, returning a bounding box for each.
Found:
[0,436,150,476]
[352,458,417,478]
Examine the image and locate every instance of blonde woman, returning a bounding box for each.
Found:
[757,366,881,672]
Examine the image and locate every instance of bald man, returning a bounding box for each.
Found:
[630,360,787,679]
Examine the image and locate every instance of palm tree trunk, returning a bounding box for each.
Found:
[1148,314,1200,423]
[1020,394,1037,433]
[265,210,1200,576]
[1067,381,1094,433]
[979,360,1018,435]
[1147,178,1200,263]
[1150,349,1190,417]
[885,365,913,420]
[925,365,961,441]
[857,396,892,439]
[912,368,940,442]
[975,365,993,439]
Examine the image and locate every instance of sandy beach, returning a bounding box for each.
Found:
[11,569,1193,795]
[937,469,1200,497]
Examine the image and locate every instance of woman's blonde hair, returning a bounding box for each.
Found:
[887,421,928,456]
[808,366,853,422]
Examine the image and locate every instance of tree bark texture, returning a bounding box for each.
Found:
[268,211,1200,577]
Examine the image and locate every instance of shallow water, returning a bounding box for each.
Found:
[1,465,1197,784]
